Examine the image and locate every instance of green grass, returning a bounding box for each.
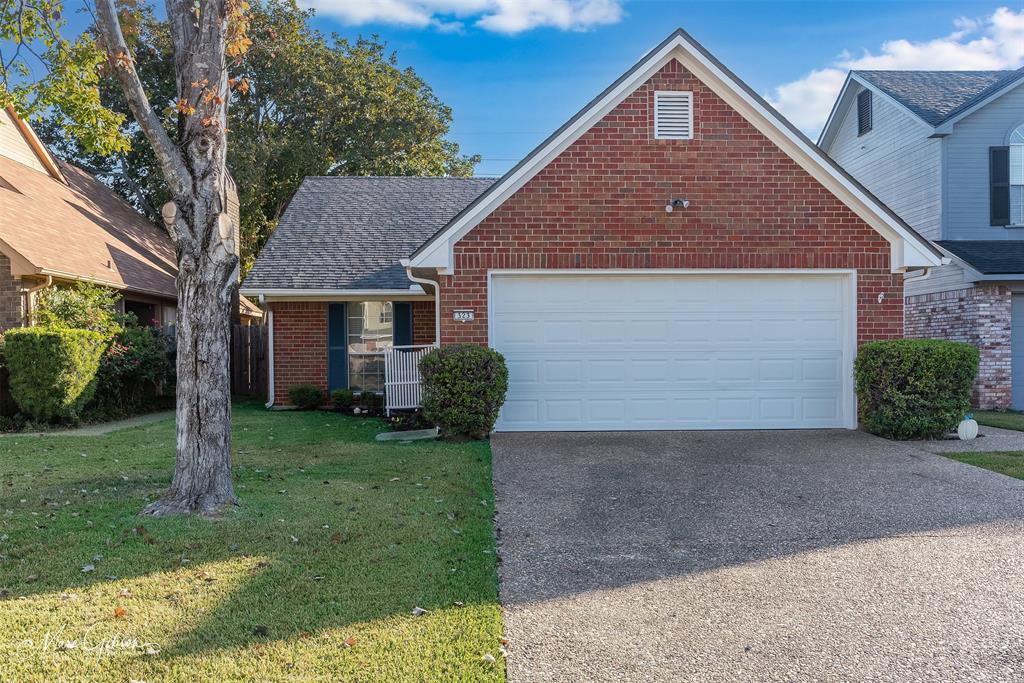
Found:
[945,451,1024,481]
[975,410,1024,432]
[0,403,504,682]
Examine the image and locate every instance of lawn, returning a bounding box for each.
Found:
[945,451,1024,482]
[975,410,1024,432]
[0,403,505,682]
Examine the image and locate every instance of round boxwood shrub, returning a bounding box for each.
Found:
[331,388,355,409]
[419,344,508,439]
[4,327,106,423]
[288,384,323,410]
[854,339,978,440]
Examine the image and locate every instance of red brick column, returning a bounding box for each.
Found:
[905,285,1012,409]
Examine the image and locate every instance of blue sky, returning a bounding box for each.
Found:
[306,1,1024,176]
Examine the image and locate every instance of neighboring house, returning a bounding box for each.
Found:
[241,29,942,431]
[820,69,1024,409]
[0,106,260,331]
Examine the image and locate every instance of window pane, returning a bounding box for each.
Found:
[1011,125,1024,145]
[348,302,393,353]
[1012,185,1024,226]
[349,354,385,393]
[1011,145,1024,186]
[346,301,392,393]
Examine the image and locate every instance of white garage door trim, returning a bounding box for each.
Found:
[487,269,858,431]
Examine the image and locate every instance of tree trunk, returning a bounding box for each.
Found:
[144,247,237,516]
[95,0,243,515]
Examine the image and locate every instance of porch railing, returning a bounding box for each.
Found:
[384,344,437,415]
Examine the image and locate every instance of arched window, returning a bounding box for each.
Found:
[1010,123,1024,225]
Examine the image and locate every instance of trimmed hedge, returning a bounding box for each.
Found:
[854,339,978,440]
[420,344,508,439]
[289,384,323,410]
[4,327,106,422]
[331,388,355,409]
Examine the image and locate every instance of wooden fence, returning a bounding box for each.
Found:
[231,323,268,400]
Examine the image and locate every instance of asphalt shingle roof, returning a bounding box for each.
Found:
[937,241,1024,275]
[242,176,495,291]
[855,70,1024,125]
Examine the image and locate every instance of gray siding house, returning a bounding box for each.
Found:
[821,69,1024,410]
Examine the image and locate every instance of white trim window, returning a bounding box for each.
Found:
[1010,124,1024,225]
[348,301,394,392]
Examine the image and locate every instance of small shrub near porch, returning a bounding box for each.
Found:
[855,339,978,440]
[2,327,107,422]
[420,344,508,440]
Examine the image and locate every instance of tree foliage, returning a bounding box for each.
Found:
[34,0,479,272]
[1,0,129,154]
[34,281,123,338]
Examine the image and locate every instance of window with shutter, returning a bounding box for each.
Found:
[1009,124,1024,225]
[991,146,1011,227]
[857,90,873,136]
[654,91,693,140]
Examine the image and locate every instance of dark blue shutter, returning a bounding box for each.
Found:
[327,303,347,391]
[394,302,413,346]
[991,146,1011,226]
[857,90,872,136]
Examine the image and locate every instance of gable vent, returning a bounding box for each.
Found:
[654,91,693,140]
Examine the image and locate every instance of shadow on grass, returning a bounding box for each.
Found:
[0,404,501,662]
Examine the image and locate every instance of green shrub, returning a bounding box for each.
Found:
[85,325,173,420]
[34,282,122,339]
[855,339,978,440]
[289,384,323,410]
[359,391,384,412]
[331,388,355,409]
[419,344,508,439]
[4,327,106,422]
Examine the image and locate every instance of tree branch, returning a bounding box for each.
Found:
[93,0,192,213]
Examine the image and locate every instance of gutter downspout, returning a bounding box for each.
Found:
[22,275,52,325]
[903,267,933,286]
[405,268,441,346]
[261,294,275,409]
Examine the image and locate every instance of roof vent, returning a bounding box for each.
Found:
[654,91,693,140]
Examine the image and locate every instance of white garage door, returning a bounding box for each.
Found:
[490,272,855,431]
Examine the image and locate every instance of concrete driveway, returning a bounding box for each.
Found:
[491,429,1024,683]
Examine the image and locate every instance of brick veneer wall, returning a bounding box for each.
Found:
[270,299,435,405]
[412,300,435,345]
[905,285,1012,410]
[0,254,24,332]
[270,301,327,405]
[438,59,903,345]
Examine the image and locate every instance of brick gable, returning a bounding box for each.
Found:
[440,59,902,345]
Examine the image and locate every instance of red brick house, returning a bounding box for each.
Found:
[241,29,945,431]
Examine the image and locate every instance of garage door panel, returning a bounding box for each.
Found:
[508,353,842,387]
[491,274,852,431]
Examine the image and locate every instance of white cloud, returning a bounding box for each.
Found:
[767,7,1024,137]
[305,0,624,34]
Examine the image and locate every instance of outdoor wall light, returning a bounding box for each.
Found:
[665,198,690,213]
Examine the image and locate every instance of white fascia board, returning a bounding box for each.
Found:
[679,49,942,270]
[934,76,1024,134]
[847,73,936,135]
[411,33,942,273]
[817,74,856,150]
[239,288,432,301]
[410,40,683,271]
